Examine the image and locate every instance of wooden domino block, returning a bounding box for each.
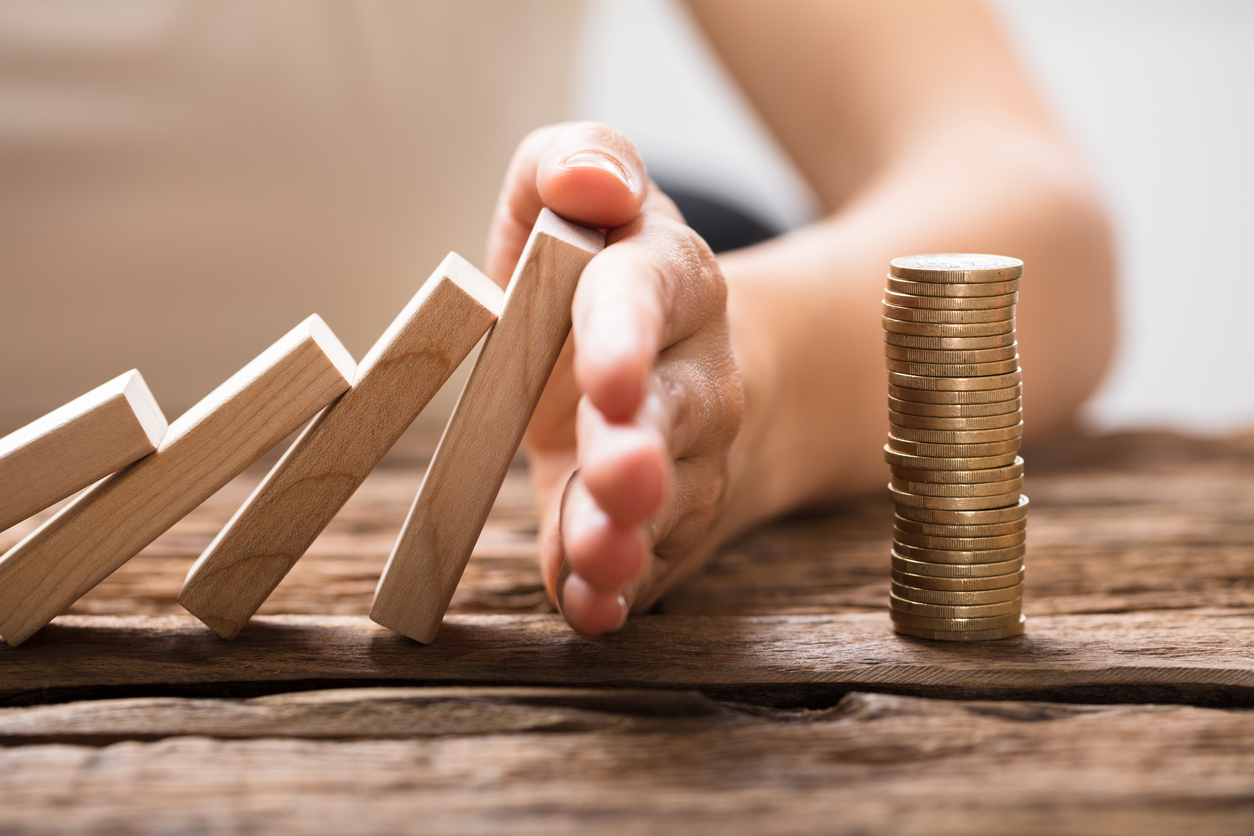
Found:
[179,254,504,639]
[0,315,355,647]
[0,370,167,533]
[371,209,604,643]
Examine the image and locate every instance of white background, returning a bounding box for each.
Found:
[574,0,1254,432]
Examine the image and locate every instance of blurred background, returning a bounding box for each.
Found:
[2,0,1251,434]
[575,0,1254,433]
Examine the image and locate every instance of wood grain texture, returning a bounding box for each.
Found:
[0,316,355,648]
[0,686,727,744]
[6,430,1246,625]
[0,430,1250,833]
[0,689,1251,836]
[179,256,502,640]
[371,209,604,643]
[2,610,1251,707]
[0,370,167,532]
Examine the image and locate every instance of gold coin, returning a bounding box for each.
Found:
[895,495,1030,525]
[890,477,1024,499]
[891,551,1023,578]
[886,435,1021,458]
[889,254,1023,283]
[891,471,1025,495]
[890,593,1021,619]
[883,289,1018,311]
[885,330,1017,350]
[889,422,1023,445]
[888,396,1020,418]
[893,513,1026,536]
[883,316,1015,338]
[884,343,1019,364]
[889,383,1021,404]
[888,277,1021,298]
[892,567,1025,591]
[889,487,1022,511]
[888,369,1022,392]
[890,609,1023,632]
[890,580,1023,605]
[893,528,1027,550]
[890,409,1023,431]
[892,614,1025,641]
[893,540,1027,564]
[890,462,1025,485]
[885,356,1020,378]
[882,301,1015,324]
[883,445,1021,471]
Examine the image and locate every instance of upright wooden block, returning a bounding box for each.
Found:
[371,209,604,643]
[0,370,167,533]
[179,255,504,639]
[0,315,355,647]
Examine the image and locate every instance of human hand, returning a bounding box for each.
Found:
[485,122,744,636]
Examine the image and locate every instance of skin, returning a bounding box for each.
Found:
[484,0,1116,636]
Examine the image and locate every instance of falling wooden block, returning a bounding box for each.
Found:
[371,209,604,643]
[179,255,504,639]
[0,371,167,533]
[0,315,355,647]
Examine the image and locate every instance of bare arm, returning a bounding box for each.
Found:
[688,0,1116,527]
[488,0,1115,635]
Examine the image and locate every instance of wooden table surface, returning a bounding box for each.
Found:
[2,429,1252,834]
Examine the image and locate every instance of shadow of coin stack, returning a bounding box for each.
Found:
[882,254,1027,640]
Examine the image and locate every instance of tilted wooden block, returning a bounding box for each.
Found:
[0,370,167,533]
[179,255,504,639]
[0,315,355,647]
[371,209,604,643]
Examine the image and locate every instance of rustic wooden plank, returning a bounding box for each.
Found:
[1,610,1251,707]
[0,690,1250,835]
[0,687,733,745]
[0,428,1246,626]
[0,431,1250,834]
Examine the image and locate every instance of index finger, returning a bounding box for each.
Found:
[486,122,649,287]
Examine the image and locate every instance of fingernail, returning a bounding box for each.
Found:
[561,150,634,190]
[554,470,579,616]
[611,594,629,632]
[556,558,572,615]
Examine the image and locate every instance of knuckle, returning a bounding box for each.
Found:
[640,213,728,315]
[717,344,746,436]
[653,460,726,562]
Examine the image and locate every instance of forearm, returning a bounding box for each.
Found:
[716,126,1116,536]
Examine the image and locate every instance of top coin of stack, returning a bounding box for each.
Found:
[882,254,1028,641]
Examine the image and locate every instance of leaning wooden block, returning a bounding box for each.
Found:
[179,255,504,639]
[371,209,604,643]
[0,315,355,647]
[0,370,167,533]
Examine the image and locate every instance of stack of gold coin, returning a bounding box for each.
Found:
[883,254,1027,641]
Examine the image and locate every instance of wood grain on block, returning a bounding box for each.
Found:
[0,371,167,533]
[0,316,355,648]
[371,210,604,643]
[180,255,503,640]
